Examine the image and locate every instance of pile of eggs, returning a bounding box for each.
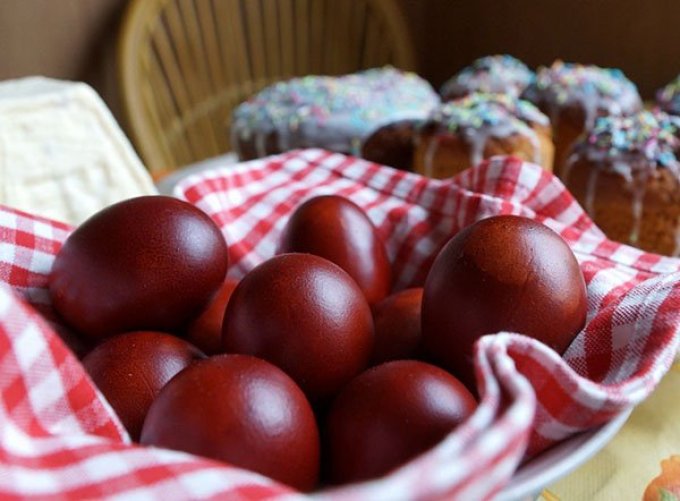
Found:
[49,194,587,491]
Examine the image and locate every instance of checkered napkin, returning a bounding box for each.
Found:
[1,148,679,500]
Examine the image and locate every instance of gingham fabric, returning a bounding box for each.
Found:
[1,148,679,500]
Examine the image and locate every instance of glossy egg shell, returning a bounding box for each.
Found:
[422,215,588,390]
[278,195,392,305]
[81,331,205,441]
[140,354,320,491]
[324,360,476,484]
[49,196,228,341]
[185,278,239,355]
[371,288,424,365]
[222,253,374,402]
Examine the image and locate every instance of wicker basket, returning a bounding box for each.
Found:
[118,0,417,177]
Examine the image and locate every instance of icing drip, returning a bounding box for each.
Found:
[350,137,363,157]
[657,74,680,116]
[232,67,440,156]
[570,110,680,243]
[528,129,541,164]
[423,135,440,177]
[562,152,578,185]
[255,131,268,158]
[584,167,599,217]
[523,61,642,129]
[230,126,241,158]
[626,161,648,244]
[424,92,548,168]
[440,55,535,99]
[462,127,487,167]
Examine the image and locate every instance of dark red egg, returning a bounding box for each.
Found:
[222,253,374,401]
[140,354,320,491]
[422,215,588,390]
[325,360,476,484]
[185,278,239,355]
[81,331,205,441]
[49,196,228,341]
[278,195,392,305]
[371,288,424,365]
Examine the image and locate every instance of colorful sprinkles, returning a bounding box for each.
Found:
[657,74,680,116]
[579,110,680,171]
[523,60,641,115]
[440,55,535,99]
[232,67,439,154]
[430,92,549,132]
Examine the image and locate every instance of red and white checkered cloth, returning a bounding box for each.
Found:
[1,148,679,500]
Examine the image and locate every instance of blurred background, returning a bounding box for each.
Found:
[2,0,679,133]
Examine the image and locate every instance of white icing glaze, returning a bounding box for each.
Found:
[584,166,599,217]
[657,74,680,116]
[230,126,241,159]
[421,93,546,172]
[423,135,440,178]
[422,117,542,171]
[441,55,534,99]
[232,67,440,157]
[562,152,577,184]
[523,61,642,130]
[574,152,650,244]
[627,163,648,244]
[529,129,542,165]
[462,128,486,167]
[567,111,680,248]
[255,130,268,158]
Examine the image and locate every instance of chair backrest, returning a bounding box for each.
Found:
[118,0,417,177]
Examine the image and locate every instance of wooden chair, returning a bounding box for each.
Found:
[118,0,417,177]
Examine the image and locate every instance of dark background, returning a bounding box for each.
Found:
[1,0,678,127]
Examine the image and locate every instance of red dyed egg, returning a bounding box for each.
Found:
[49,196,228,341]
[140,354,320,491]
[185,278,239,355]
[222,253,374,401]
[371,288,424,364]
[325,360,476,484]
[422,215,588,390]
[82,331,205,441]
[278,195,392,305]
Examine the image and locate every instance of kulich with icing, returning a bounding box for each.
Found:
[413,92,554,179]
[657,74,680,117]
[563,110,680,256]
[522,60,642,173]
[440,55,535,101]
[231,67,439,161]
